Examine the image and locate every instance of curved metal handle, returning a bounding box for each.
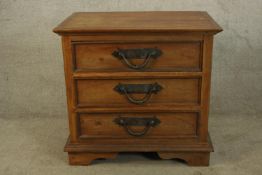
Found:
[124,125,151,137]
[114,116,161,137]
[114,83,163,105]
[124,91,153,105]
[112,48,162,70]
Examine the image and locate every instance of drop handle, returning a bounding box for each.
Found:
[112,48,162,70]
[114,83,163,105]
[114,116,161,137]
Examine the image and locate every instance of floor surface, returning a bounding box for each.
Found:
[0,114,261,175]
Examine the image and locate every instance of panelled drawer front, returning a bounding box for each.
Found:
[76,78,201,107]
[78,112,198,139]
[72,42,202,71]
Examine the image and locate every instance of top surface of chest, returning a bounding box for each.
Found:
[53,11,222,34]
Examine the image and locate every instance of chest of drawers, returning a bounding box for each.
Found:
[53,11,222,166]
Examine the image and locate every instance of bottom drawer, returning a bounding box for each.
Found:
[77,112,199,139]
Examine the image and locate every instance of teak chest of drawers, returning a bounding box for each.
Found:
[53,11,222,166]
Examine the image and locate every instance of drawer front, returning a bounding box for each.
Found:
[76,78,201,107]
[72,42,202,71]
[77,112,198,139]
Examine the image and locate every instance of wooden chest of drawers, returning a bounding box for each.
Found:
[53,11,222,166]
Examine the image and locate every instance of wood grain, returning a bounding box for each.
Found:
[158,152,210,166]
[68,152,117,165]
[64,134,213,152]
[199,34,214,142]
[54,11,222,166]
[61,36,78,142]
[78,112,198,139]
[76,78,201,107]
[73,42,202,72]
[53,11,222,34]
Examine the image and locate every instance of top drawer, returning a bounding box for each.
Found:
[72,42,202,72]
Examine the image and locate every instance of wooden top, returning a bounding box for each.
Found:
[53,11,222,34]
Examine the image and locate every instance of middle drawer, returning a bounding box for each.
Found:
[75,78,201,107]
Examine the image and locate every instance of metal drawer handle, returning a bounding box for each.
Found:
[114,83,163,105]
[112,48,162,70]
[114,116,161,137]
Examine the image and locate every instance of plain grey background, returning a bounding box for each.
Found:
[0,0,262,175]
[1,0,261,118]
